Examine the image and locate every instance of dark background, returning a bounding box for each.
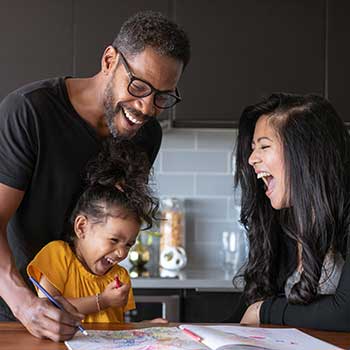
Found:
[0,0,348,127]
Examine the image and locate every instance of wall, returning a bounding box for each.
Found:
[153,128,242,269]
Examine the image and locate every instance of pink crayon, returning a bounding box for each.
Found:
[115,276,121,288]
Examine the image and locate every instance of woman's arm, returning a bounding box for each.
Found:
[259,247,350,331]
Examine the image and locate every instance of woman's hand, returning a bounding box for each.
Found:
[240,301,264,325]
[147,318,168,323]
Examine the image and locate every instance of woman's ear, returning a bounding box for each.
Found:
[74,215,89,239]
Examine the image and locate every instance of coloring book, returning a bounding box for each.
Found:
[64,325,343,350]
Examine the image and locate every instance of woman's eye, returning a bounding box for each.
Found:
[111,238,119,243]
[261,145,270,150]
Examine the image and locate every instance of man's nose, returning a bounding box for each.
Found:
[136,94,156,117]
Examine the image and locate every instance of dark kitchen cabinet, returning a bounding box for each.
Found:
[182,290,245,323]
[129,288,245,323]
[0,0,73,100]
[1,1,349,126]
[327,0,350,124]
[73,0,171,77]
[174,0,325,127]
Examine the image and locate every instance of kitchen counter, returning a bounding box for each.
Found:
[130,268,243,292]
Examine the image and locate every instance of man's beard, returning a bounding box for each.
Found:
[103,79,126,140]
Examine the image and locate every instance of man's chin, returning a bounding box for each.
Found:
[116,121,144,139]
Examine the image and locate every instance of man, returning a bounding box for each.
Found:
[0,11,190,341]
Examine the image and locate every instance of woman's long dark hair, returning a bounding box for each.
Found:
[235,93,350,304]
[67,138,159,243]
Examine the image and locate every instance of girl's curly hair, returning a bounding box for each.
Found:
[67,138,159,242]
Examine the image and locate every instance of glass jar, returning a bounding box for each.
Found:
[159,197,187,270]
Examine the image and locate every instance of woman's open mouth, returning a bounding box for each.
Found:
[257,172,275,197]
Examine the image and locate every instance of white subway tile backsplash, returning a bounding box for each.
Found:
[195,220,235,242]
[161,129,196,149]
[196,174,235,196]
[197,129,237,150]
[154,174,195,196]
[162,150,228,173]
[155,128,240,269]
[186,197,228,220]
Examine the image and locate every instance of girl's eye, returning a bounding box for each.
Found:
[261,145,270,150]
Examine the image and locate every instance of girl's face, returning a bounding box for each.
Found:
[248,115,288,209]
[74,212,140,275]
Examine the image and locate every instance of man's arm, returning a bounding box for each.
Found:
[0,183,84,341]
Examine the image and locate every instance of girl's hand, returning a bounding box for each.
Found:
[100,279,130,309]
[240,301,263,325]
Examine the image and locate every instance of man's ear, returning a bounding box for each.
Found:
[74,215,89,239]
[101,45,118,74]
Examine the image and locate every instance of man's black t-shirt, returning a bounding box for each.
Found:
[0,77,162,320]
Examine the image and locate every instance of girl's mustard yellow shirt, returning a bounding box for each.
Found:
[27,240,135,323]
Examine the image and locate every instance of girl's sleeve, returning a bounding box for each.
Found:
[27,241,70,295]
[260,239,350,331]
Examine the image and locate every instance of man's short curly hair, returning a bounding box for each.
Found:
[112,10,190,69]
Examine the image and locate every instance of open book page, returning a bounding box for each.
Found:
[179,325,343,350]
[64,327,209,350]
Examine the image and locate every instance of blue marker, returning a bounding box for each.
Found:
[29,276,88,336]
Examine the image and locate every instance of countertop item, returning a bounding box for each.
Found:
[130,267,243,291]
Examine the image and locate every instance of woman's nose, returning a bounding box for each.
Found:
[248,149,260,167]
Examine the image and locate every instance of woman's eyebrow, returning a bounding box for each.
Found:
[256,136,273,143]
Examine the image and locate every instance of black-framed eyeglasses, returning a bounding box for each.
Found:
[118,51,182,109]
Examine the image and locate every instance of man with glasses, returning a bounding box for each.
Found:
[0,10,190,341]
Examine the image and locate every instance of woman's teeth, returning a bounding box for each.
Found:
[257,172,272,187]
[123,109,142,124]
[257,172,271,179]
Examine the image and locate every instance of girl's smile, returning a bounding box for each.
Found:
[74,213,139,276]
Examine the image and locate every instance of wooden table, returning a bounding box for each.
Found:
[0,322,349,350]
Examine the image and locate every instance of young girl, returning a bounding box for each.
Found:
[27,139,159,323]
[233,93,350,331]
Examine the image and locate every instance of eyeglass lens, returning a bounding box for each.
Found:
[128,79,178,108]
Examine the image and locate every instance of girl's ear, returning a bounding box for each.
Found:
[74,215,89,239]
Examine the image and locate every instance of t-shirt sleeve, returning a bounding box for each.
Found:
[260,237,350,331]
[118,267,136,312]
[27,241,70,295]
[132,118,162,166]
[0,92,37,190]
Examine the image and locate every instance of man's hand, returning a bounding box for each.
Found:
[17,294,84,342]
[240,301,263,325]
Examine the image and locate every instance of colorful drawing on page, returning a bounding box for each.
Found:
[208,326,304,349]
[64,327,208,350]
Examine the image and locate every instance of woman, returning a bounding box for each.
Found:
[234,93,350,331]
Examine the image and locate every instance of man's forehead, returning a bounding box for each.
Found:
[126,48,183,89]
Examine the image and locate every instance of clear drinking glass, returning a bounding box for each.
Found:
[221,229,248,273]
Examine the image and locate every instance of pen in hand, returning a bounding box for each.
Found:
[28,276,88,336]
